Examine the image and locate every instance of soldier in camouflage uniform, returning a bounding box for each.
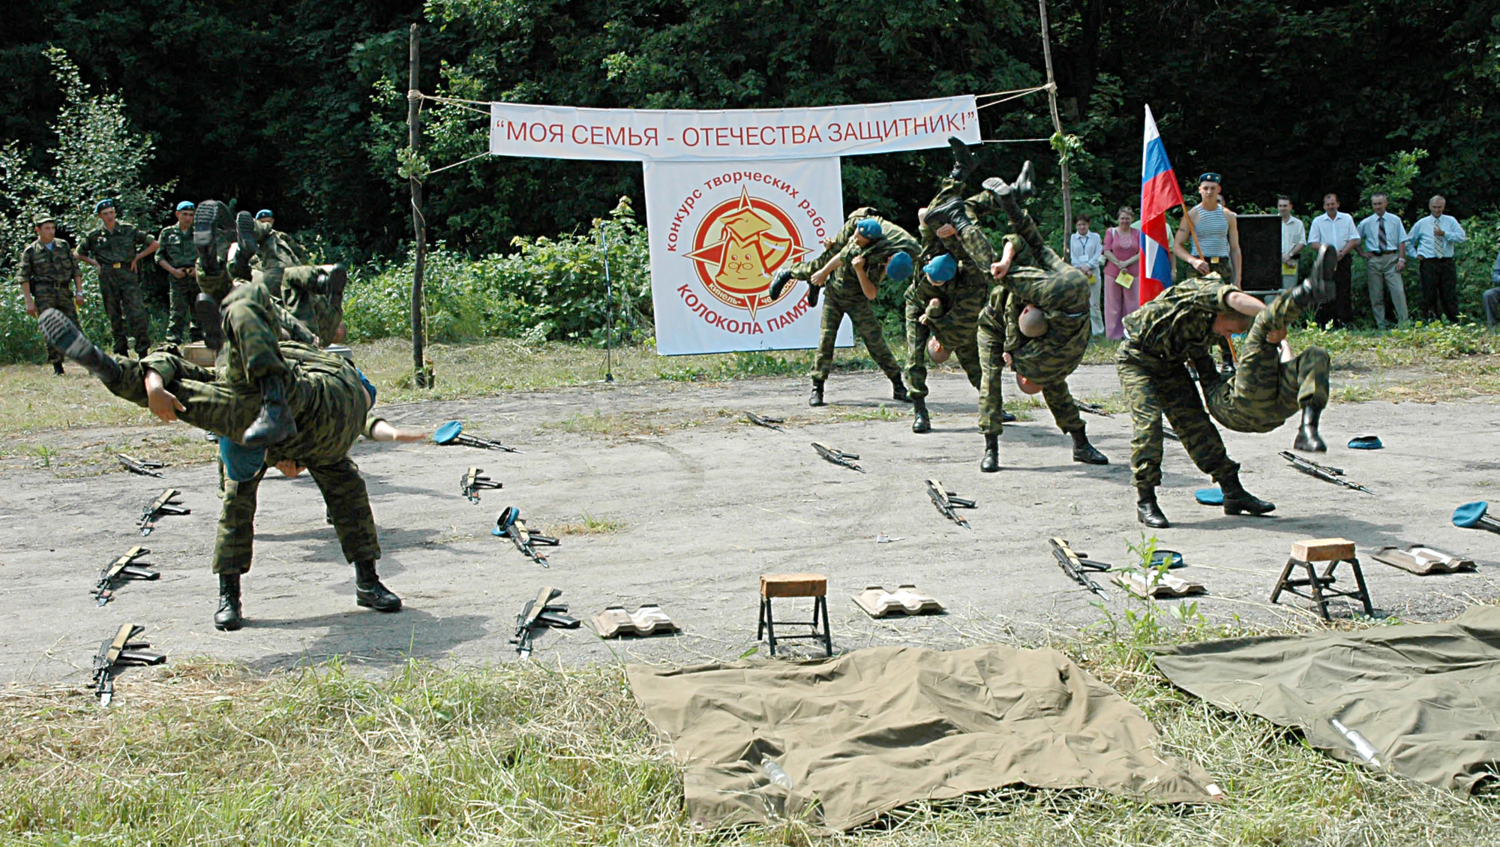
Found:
[156,201,205,345]
[16,213,85,374]
[770,210,916,406]
[903,253,985,432]
[1114,255,1333,527]
[1203,252,1334,453]
[246,209,308,298]
[961,162,1109,472]
[39,277,403,632]
[74,199,157,357]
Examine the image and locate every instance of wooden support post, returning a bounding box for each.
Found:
[407,23,428,388]
[1037,0,1074,262]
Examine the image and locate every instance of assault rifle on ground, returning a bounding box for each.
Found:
[138,489,189,536]
[117,454,163,478]
[1279,451,1374,494]
[460,468,503,504]
[926,479,976,529]
[512,586,579,658]
[493,506,559,567]
[812,442,863,473]
[433,420,520,453]
[745,411,785,431]
[93,547,160,606]
[91,623,166,707]
[1048,537,1111,599]
[1077,401,1112,417]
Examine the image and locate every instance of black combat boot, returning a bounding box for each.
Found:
[1070,427,1108,465]
[948,136,978,181]
[980,434,1000,473]
[214,573,243,631]
[38,309,120,383]
[230,211,258,280]
[1137,487,1170,528]
[354,560,402,612]
[890,376,911,403]
[193,200,231,275]
[923,195,977,239]
[1293,403,1327,452]
[1220,471,1276,516]
[912,396,931,433]
[809,378,825,407]
[1001,410,1017,423]
[806,283,820,308]
[195,293,224,352]
[52,362,65,375]
[1290,244,1337,309]
[768,269,793,301]
[242,374,298,448]
[982,160,1036,204]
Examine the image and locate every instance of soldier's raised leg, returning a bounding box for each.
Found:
[1159,366,1273,518]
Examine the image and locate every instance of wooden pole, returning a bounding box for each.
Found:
[1037,0,1074,261]
[407,23,427,388]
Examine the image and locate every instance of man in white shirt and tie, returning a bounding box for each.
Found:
[1306,192,1360,329]
[1405,194,1468,322]
[1278,195,1306,291]
[1357,193,1408,329]
[1070,213,1104,335]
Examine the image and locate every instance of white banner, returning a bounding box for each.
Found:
[644,158,852,355]
[490,96,978,162]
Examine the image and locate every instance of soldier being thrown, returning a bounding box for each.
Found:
[970,162,1109,472]
[38,274,407,631]
[1202,245,1336,452]
[768,210,916,406]
[1115,257,1333,527]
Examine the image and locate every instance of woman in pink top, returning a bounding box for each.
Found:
[1101,206,1141,339]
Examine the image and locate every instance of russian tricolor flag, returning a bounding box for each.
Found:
[1139,106,1183,303]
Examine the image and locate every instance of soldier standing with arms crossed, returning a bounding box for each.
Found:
[17,213,85,374]
[75,198,158,357]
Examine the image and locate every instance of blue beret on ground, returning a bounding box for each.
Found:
[1348,434,1383,450]
[1194,487,1223,505]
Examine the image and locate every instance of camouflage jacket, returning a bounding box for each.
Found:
[156,224,198,270]
[1121,277,1236,365]
[78,221,155,265]
[17,239,78,287]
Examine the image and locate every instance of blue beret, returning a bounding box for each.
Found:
[885,251,914,282]
[255,209,274,219]
[176,200,196,211]
[219,436,266,482]
[924,254,957,282]
[855,218,882,239]
[355,368,376,407]
[94,199,115,214]
[1198,172,1222,185]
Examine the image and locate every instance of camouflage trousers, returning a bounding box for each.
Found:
[1206,293,1330,433]
[810,282,903,382]
[904,274,985,400]
[165,270,204,344]
[98,265,151,356]
[976,305,1086,436]
[30,283,80,365]
[1117,346,1238,489]
[927,178,999,267]
[279,265,343,344]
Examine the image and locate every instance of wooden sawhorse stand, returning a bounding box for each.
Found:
[758,573,832,657]
[1270,538,1374,621]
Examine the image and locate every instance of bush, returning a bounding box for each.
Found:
[344,197,653,346]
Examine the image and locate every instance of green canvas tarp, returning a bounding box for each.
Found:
[1155,604,1500,793]
[627,644,1219,831]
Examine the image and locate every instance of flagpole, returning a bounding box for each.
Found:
[1037,0,1073,261]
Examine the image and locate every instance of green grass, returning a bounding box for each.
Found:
[6,613,1500,845]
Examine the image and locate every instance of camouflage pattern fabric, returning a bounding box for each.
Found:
[158,224,203,344]
[919,178,999,268]
[279,265,343,343]
[250,222,308,293]
[976,311,1009,434]
[1116,277,1242,489]
[97,280,378,574]
[1205,292,1331,433]
[17,238,80,365]
[903,268,985,400]
[78,220,155,356]
[811,280,904,382]
[784,207,887,281]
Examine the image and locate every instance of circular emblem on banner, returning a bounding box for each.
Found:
[685,187,813,319]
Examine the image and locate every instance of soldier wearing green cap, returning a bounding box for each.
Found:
[75,198,158,357]
[16,212,85,374]
[157,201,204,344]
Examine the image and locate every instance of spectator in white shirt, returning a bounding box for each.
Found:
[1356,193,1409,329]
[1070,214,1104,335]
[1405,194,1468,322]
[1277,195,1306,291]
[1306,192,1360,329]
